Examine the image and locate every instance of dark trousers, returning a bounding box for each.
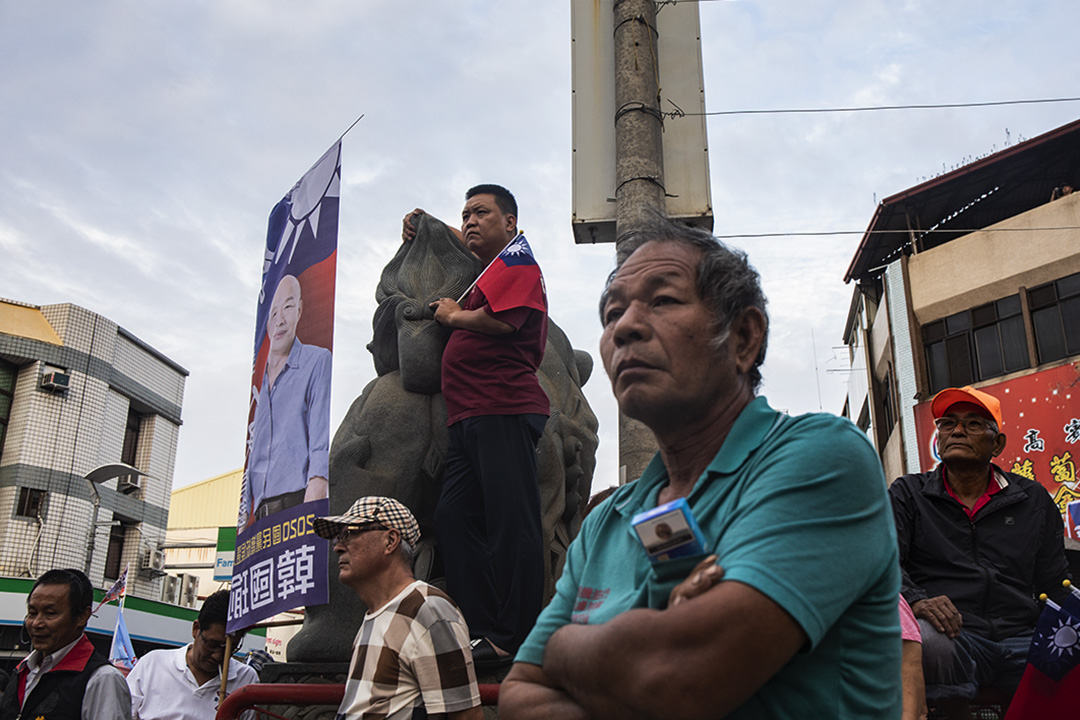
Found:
[435,413,547,653]
[918,619,1032,700]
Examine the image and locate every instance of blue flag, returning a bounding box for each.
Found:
[110,606,137,670]
[1025,599,1080,681]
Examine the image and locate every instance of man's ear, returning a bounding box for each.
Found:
[75,605,92,632]
[731,307,767,376]
[192,620,200,641]
[385,529,401,556]
[505,213,517,235]
[992,431,1008,458]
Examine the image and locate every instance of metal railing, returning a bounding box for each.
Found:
[216,682,501,719]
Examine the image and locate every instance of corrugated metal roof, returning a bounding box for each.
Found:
[0,299,63,345]
[168,468,242,529]
[845,117,1080,283]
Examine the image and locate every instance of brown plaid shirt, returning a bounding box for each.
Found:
[336,581,480,719]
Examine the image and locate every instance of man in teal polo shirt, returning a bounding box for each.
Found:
[499,214,902,719]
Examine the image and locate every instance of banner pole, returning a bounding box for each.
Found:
[220,635,234,706]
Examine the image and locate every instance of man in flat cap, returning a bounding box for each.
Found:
[890,385,1071,718]
[313,497,481,720]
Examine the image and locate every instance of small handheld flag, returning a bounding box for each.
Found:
[93,566,127,615]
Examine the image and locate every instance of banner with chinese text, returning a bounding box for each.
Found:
[228,141,341,632]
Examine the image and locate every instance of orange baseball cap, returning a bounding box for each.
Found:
[930,386,1003,429]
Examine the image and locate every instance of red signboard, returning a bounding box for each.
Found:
[913,362,1080,538]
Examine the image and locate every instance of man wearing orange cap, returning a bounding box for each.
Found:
[889,385,1071,717]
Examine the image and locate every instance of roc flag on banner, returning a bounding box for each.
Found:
[473,233,546,313]
[1003,595,1080,719]
[110,603,137,671]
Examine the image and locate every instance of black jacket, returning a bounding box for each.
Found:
[0,635,111,720]
[890,464,1071,641]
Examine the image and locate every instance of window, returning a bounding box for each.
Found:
[104,521,127,580]
[1030,271,1080,364]
[924,294,1030,394]
[880,371,896,432]
[121,407,142,467]
[0,359,15,463]
[15,487,46,518]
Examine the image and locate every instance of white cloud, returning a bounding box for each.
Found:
[2,0,1078,490]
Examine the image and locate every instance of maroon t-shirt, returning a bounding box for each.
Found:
[442,286,549,425]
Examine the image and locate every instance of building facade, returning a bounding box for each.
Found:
[0,298,187,596]
[842,119,1080,547]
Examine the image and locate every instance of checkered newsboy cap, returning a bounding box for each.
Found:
[313,496,420,547]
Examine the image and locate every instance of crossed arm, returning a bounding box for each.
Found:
[500,562,807,720]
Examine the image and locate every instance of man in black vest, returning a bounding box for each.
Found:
[0,568,130,720]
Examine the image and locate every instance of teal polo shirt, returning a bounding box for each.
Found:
[518,396,901,719]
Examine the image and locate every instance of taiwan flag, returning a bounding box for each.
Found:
[1003,594,1080,719]
[475,233,546,313]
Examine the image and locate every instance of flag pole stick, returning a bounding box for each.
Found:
[1040,593,1062,612]
[455,232,523,304]
[1064,579,1080,600]
[220,635,234,705]
[336,114,364,143]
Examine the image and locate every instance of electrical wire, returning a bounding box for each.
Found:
[711,226,1080,240]
[680,97,1080,118]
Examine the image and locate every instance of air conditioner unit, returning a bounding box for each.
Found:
[180,574,200,608]
[160,575,180,604]
[40,372,70,393]
[140,548,165,576]
[117,475,141,495]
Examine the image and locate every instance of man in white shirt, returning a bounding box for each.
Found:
[127,589,259,719]
[0,568,130,720]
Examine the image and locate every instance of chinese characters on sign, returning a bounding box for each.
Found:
[228,500,328,633]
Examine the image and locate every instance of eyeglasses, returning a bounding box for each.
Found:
[199,630,243,654]
[934,417,995,435]
[335,523,388,546]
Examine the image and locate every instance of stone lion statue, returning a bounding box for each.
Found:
[288,213,598,663]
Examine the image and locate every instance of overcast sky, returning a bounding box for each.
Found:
[3,0,1079,494]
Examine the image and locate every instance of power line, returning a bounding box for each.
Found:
[712,226,1080,240]
[672,96,1080,118]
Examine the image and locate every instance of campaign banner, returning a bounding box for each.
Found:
[228,499,327,633]
[913,363,1080,536]
[229,141,340,630]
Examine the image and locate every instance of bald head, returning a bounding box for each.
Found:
[268,275,303,356]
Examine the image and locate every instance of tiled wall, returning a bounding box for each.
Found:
[114,335,185,409]
[0,302,186,600]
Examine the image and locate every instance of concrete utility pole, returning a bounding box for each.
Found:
[613,0,665,481]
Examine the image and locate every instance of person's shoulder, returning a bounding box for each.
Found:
[233,661,260,684]
[1000,467,1055,501]
[890,469,934,492]
[770,411,879,463]
[412,582,467,618]
[782,409,866,437]
[91,661,127,680]
[296,339,332,362]
[125,647,169,677]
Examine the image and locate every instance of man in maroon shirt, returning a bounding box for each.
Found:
[404,184,549,665]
